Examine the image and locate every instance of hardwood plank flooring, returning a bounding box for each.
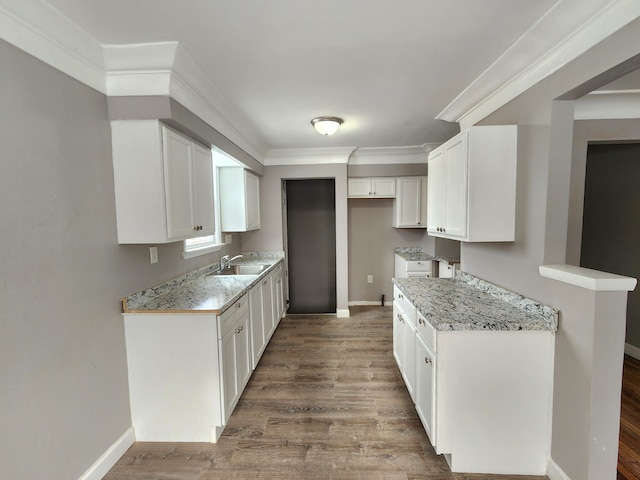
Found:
[618,354,640,480]
[104,306,547,480]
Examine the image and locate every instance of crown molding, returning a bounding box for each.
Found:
[348,144,437,165]
[264,147,357,166]
[574,89,640,120]
[0,2,268,163]
[103,43,268,162]
[437,0,640,129]
[0,0,105,92]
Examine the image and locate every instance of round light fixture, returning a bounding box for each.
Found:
[311,116,343,136]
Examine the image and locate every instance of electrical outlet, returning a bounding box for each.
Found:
[367,275,373,283]
[149,246,158,264]
[225,234,232,244]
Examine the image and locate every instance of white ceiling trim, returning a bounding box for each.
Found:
[104,42,268,162]
[0,0,105,92]
[264,147,357,166]
[0,2,269,163]
[438,0,640,129]
[574,90,640,120]
[348,144,437,165]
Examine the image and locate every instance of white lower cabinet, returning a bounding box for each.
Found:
[393,286,553,475]
[415,312,436,444]
[219,299,251,423]
[393,288,417,402]
[394,253,432,278]
[124,262,288,444]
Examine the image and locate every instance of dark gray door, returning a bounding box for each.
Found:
[285,179,336,314]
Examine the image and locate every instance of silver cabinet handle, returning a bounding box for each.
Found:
[418,318,424,325]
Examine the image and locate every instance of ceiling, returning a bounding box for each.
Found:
[8,0,633,154]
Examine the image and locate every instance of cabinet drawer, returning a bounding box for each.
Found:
[407,260,431,272]
[218,294,249,339]
[393,286,416,325]
[416,311,436,353]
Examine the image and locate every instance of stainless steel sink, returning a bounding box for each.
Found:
[215,264,270,276]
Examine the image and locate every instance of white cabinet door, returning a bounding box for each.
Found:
[392,302,404,370]
[371,177,396,197]
[192,143,216,235]
[273,266,284,323]
[416,333,436,445]
[443,133,468,239]
[402,315,417,402]
[393,177,427,228]
[220,311,251,423]
[248,283,265,369]
[219,167,261,232]
[245,170,261,230]
[427,147,445,233]
[220,326,238,423]
[163,127,196,240]
[347,178,372,197]
[261,275,275,340]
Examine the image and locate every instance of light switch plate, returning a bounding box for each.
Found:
[225,234,232,244]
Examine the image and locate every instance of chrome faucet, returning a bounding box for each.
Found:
[220,254,243,270]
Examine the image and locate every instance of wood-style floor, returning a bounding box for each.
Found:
[104,306,548,480]
[618,354,640,480]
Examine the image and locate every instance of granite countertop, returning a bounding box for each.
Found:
[394,247,460,265]
[394,247,434,262]
[392,272,558,332]
[122,252,284,315]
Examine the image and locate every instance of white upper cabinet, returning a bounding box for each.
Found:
[348,177,396,198]
[427,125,517,242]
[393,176,427,228]
[219,167,261,232]
[111,120,215,244]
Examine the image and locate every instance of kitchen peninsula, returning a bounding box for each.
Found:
[121,252,286,443]
[392,272,557,475]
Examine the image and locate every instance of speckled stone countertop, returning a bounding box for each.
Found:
[392,271,558,332]
[394,247,460,265]
[394,247,434,262]
[122,252,284,315]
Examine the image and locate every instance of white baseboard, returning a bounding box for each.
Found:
[336,308,350,318]
[625,342,640,361]
[78,426,135,480]
[348,301,390,306]
[547,457,571,480]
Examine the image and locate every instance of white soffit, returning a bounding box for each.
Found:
[574,90,640,120]
[438,0,640,129]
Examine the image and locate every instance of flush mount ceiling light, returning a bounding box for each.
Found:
[311,116,343,136]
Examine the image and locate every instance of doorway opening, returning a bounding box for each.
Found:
[283,178,337,314]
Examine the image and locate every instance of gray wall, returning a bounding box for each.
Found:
[240,163,349,314]
[580,143,640,348]
[463,18,640,479]
[348,198,425,303]
[0,40,241,479]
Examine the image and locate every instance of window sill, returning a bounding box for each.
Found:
[181,243,224,259]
